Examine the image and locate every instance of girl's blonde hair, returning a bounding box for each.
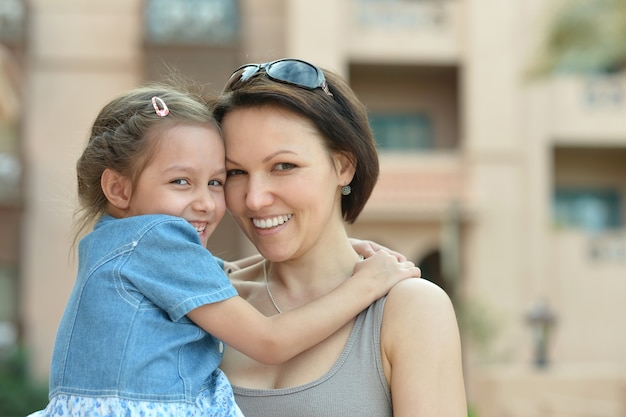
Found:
[74,82,218,241]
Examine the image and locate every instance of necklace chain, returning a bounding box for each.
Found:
[263,256,364,315]
[263,261,282,314]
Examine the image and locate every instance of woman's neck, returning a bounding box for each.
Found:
[263,238,361,308]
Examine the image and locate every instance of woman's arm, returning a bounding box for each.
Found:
[382,278,467,417]
[187,251,421,365]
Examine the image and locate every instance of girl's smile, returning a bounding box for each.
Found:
[125,124,226,247]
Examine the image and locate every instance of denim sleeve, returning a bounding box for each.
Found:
[213,256,225,270]
[122,218,238,321]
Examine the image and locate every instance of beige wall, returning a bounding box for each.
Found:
[474,367,626,417]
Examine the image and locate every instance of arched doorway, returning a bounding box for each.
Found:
[417,249,452,295]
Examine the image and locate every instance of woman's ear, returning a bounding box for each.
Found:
[101,168,132,211]
[334,152,356,186]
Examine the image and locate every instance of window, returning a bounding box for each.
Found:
[369,113,433,150]
[0,0,25,42]
[144,0,238,45]
[553,187,623,232]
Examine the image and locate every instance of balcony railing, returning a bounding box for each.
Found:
[355,0,452,30]
[348,0,462,63]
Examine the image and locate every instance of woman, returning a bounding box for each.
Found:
[213,59,467,416]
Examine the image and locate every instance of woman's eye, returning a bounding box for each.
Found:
[226,169,246,177]
[208,179,224,187]
[172,178,190,185]
[274,162,295,171]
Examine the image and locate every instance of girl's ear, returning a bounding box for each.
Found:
[101,168,132,211]
[334,152,356,186]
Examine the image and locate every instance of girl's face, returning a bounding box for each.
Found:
[126,124,226,247]
[222,106,354,262]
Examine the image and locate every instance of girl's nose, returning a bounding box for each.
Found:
[192,189,217,212]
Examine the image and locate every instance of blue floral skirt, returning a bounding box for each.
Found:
[28,370,244,417]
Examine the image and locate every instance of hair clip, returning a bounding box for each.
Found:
[151,96,169,117]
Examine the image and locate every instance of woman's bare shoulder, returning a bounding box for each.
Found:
[382,278,458,335]
[386,277,452,307]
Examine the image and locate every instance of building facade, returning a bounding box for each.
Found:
[2,0,625,416]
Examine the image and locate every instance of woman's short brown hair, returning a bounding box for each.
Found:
[213,65,379,224]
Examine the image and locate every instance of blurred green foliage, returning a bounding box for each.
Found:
[0,347,48,416]
[529,0,626,76]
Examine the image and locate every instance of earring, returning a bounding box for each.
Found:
[341,185,352,196]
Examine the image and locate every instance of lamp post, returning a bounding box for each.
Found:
[526,299,557,369]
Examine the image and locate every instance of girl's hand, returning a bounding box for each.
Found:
[223,254,264,274]
[351,251,422,299]
[349,238,410,263]
[222,261,239,274]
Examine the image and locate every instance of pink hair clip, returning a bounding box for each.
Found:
[151,96,169,117]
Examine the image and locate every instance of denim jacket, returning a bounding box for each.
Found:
[49,214,238,402]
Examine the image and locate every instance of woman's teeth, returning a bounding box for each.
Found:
[253,214,292,229]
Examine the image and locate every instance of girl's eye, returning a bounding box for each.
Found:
[172,179,190,185]
[274,162,295,171]
[208,179,224,187]
[226,169,246,177]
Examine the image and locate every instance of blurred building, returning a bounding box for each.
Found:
[2,0,626,416]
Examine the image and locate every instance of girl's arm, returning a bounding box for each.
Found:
[187,251,420,364]
[382,279,467,416]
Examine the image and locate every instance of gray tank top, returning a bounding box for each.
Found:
[232,297,392,417]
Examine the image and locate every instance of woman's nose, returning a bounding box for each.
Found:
[245,176,274,211]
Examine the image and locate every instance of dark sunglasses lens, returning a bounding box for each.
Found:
[267,60,319,89]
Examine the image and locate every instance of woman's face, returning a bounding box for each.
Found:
[222,106,353,261]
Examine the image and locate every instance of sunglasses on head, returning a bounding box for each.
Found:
[225,58,333,97]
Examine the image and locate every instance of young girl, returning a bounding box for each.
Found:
[29,84,420,417]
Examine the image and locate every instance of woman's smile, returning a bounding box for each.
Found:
[252,214,293,229]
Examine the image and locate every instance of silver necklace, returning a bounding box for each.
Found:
[263,256,364,314]
[263,261,282,314]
